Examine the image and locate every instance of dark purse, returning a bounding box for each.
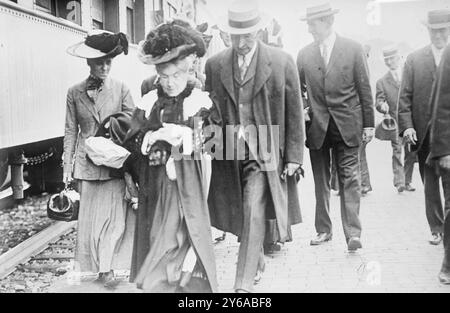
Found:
[47,183,79,222]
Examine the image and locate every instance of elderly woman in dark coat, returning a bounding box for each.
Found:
[64,32,135,287]
[124,20,220,293]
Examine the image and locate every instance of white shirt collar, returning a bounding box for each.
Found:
[238,41,258,67]
[431,44,445,66]
[321,31,337,50]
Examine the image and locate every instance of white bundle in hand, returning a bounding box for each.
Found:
[85,137,131,169]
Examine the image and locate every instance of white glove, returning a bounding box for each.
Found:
[166,157,177,181]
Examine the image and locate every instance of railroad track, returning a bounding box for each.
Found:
[0,222,77,293]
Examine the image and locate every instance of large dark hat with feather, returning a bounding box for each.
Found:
[138,19,206,65]
[67,30,129,59]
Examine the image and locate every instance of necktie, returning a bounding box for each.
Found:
[239,55,248,81]
[321,44,329,67]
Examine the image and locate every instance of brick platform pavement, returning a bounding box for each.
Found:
[50,140,450,293]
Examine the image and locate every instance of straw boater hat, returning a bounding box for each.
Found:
[382,45,400,59]
[67,30,129,59]
[137,19,206,65]
[300,3,339,21]
[422,9,450,29]
[218,0,270,35]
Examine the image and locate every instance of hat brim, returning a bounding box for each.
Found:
[66,41,117,59]
[218,13,270,35]
[422,20,450,29]
[300,9,340,21]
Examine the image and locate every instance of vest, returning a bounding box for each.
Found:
[233,49,259,159]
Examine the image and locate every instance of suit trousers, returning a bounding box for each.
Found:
[391,137,416,187]
[359,141,372,189]
[234,158,267,292]
[331,142,371,192]
[417,136,450,234]
[310,118,362,240]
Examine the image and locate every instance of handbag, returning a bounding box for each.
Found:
[47,183,79,222]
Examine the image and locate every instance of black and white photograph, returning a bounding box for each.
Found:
[0,0,450,296]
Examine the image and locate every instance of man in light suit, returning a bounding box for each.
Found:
[206,0,304,292]
[398,9,450,245]
[376,46,416,193]
[429,44,450,284]
[297,3,375,251]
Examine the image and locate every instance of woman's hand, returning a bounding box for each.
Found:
[141,131,154,155]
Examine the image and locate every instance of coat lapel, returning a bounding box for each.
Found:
[220,48,237,105]
[386,72,399,89]
[425,45,437,77]
[77,79,101,123]
[95,77,113,118]
[253,42,272,97]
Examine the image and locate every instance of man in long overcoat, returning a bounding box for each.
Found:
[398,9,450,245]
[205,0,304,293]
[297,3,375,251]
[429,44,450,285]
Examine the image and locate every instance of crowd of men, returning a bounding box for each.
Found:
[204,1,450,291]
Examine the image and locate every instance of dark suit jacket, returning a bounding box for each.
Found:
[430,45,450,159]
[376,71,400,120]
[63,77,135,180]
[297,35,374,150]
[398,45,437,150]
[205,42,304,241]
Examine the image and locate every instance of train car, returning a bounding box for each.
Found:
[0,0,200,199]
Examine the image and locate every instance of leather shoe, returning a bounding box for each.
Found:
[438,271,450,285]
[397,185,406,193]
[347,237,362,251]
[310,233,332,246]
[429,233,443,245]
[361,186,372,195]
[405,184,416,192]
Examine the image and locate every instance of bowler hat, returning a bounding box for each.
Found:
[67,30,129,59]
[218,0,270,35]
[375,114,398,141]
[422,9,450,29]
[300,3,339,21]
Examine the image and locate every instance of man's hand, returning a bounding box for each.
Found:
[380,102,389,114]
[304,107,311,122]
[63,171,73,185]
[362,128,374,143]
[439,155,450,171]
[281,163,301,181]
[403,128,417,145]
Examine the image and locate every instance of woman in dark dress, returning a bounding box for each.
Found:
[124,20,220,293]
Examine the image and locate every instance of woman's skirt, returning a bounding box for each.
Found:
[75,179,135,274]
[135,174,210,293]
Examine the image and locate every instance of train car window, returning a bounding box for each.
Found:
[127,7,135,44]
[152,0,164,26]
[91,0,105,29]
[33,0,82,25]
[35,0,56,15]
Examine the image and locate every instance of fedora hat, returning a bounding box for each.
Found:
[300,3,339,21]
[382,44,399,59]
[67,30,129,59]
[422,9,450,29]
[375,114,398,142]
[218,0,270,35]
